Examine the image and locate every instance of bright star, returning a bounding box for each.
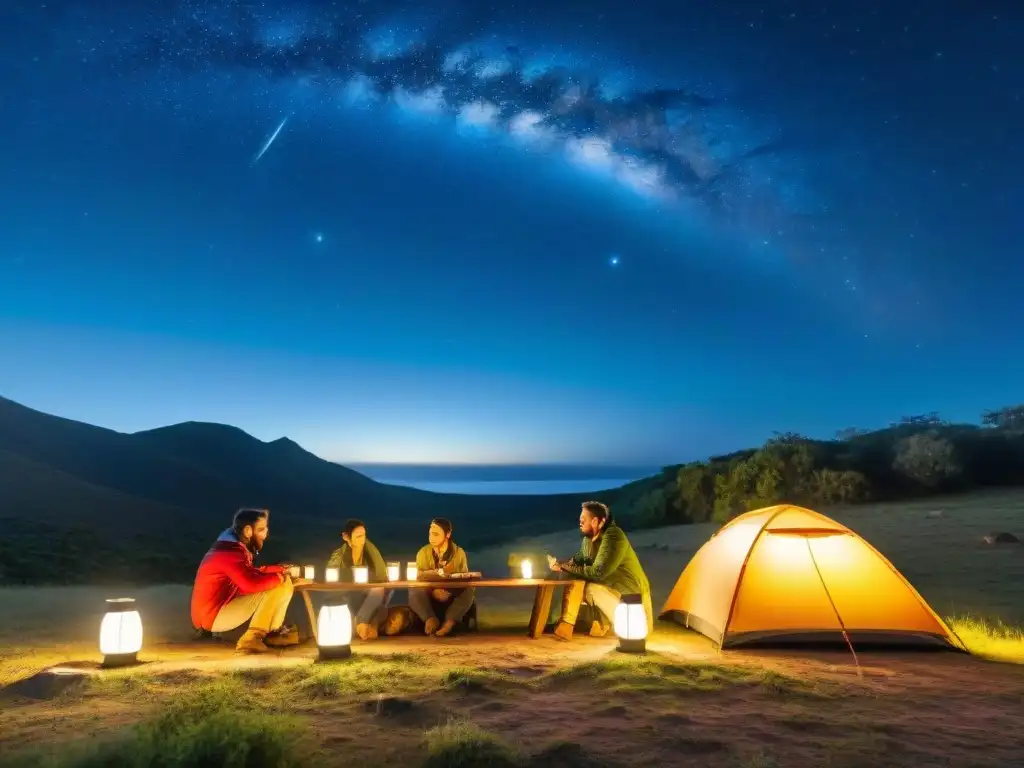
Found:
[609,254,620,267]
[314,232,324,244]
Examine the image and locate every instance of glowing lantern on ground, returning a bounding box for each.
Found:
[614,594,648,654]
[520,559,533,579]
[353,565,369,584]
[317,602,353,661]
[303,565,315,580]
[99,598,143,668]
[325,567,339,583]
[387,562,401,582]
[406,562,418,581]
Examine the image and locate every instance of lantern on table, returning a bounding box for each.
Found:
[386,562,400,582]
[288,565,300,579]
[613,593,648,654]
[406,562,418,581]
[99,598,143,668]
[352,565,369,584]
[325,567,339,583]
[317,602,353,661]
[303,565,315,580]
[520,559,533,579]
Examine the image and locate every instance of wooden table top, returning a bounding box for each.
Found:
[295,577,566,591]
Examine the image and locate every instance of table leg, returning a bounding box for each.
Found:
[301,591,318,644]
[527,584,556,639]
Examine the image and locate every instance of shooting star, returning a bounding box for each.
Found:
[252,115,289,164]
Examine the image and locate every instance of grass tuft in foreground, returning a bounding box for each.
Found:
[16,679,310,768]
[947,615,1024,664]
[422,718,521,768]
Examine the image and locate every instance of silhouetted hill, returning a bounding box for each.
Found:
[0,396,593,585]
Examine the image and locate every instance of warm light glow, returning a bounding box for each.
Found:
[318,604,353,648]
[353,565,369,584]
[303,565,315,580]
[387,562,400,581]
[325,567,339,583]
[520,560,533,579]
[614,594,648,653]
[407,562,418,581]
[288,565,300,579]
[99,598,143,657]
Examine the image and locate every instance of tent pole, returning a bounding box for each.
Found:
[806,539,862,678]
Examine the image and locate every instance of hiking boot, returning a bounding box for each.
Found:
[434,619,457,638]
[264,625,299,647]
[424,617,440,636]
[356,622,379,641]
[553,621,574,642]
[235,629,271,654]
[589,620,611,638]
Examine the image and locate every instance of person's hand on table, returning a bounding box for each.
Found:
[547,555,562,572]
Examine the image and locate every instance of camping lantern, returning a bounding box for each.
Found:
[520,559,533,579]
[325,567,339,583]
[303,565,315,580]
[406,562,418,581]
[99,598,143,668]
[317,602,353,661]
[353,565,369,584]
[614,594,648,654]
[387,562,401,581]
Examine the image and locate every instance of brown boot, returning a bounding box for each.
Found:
[356,622,379,641]
[264,625,299,647]
[434,619,457,638]
[589,619,611,638]
[553,621,575,642]
[424,617,440,636]
[235,628,271,654]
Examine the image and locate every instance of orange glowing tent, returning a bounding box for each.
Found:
[659,505,966,651]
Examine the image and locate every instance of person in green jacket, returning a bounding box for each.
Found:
[409,517,475,638]
[326,519,392,640]
[547,500,653,642]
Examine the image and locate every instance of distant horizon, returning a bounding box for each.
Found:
[348,462,662,483]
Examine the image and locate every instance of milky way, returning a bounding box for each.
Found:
[78,1,827,267]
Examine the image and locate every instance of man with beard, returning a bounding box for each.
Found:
[190,507,299,654]
[547,500,653,642]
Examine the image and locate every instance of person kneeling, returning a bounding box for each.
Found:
[408,518,475,638]
[190,507,298,654]
[327,519,393,640]
[548,501,653,642]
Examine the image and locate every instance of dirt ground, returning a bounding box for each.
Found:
[2,583,1024,767]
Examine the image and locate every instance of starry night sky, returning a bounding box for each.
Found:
[1,0,1021,465]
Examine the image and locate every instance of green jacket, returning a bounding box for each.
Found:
[561,523,653,630]
[326,539,388,583]
[415,541,470,579]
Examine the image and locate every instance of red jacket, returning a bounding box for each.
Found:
[190,529,285,631]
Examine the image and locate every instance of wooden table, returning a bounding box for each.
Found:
[295,578,569,643]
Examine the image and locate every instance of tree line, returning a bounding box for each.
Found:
[614,404,1024,528]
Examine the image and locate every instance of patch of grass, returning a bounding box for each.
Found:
[17,680,309,767]
[441,667,510,692]
[738,752,780,768]
[422,717,521,768]
[947,614,1024,664]
[281,653,431,698]
[529,741,615,767]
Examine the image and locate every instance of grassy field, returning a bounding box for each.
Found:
[1,491,1023,767]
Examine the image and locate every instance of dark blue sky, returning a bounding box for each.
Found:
[1,0,1021,465]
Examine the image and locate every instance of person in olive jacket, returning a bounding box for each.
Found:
[326,519,392,640]
[409,517,475,637]
[548,501,653,641]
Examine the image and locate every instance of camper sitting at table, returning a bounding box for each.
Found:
[408,518,475,638]
[326,518,393,640]
[190,507,299,654]
[548,500,653,642]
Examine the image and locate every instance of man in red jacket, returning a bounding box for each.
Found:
[190,507,298,654]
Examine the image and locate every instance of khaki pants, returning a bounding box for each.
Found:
[558,580,621,627]
[212,578,293,634]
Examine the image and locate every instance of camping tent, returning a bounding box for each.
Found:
[659,504,965,651]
